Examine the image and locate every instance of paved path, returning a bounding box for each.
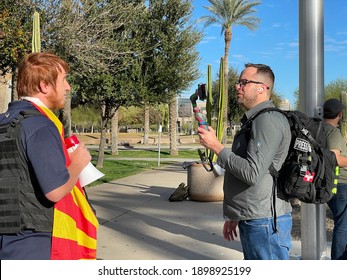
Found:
[87,163,244,260]
[86,162,328,260]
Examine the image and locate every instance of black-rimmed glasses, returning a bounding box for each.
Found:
[236,79,270,89]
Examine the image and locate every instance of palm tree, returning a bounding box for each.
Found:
[200,0,261,142]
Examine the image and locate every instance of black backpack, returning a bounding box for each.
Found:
[248,107,339,204]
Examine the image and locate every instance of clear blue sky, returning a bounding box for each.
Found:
[182,0,347,108]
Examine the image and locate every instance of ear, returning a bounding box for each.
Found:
[39,81,50,94]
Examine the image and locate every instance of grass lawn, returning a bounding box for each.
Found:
[90,149,201,159]
[86,149,200,187]
[87,159,174,187]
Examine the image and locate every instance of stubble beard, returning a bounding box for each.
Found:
[47,90,66,111]
[237,94,257,110]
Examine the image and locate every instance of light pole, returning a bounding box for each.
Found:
[299,0,326,260]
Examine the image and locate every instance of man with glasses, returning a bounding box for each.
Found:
[198,63,292,260]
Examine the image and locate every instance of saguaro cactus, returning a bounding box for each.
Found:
[32,12,41,53]
[215,58,225,148]
[206,64,213,158]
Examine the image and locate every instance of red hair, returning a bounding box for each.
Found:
[17,52,69,98]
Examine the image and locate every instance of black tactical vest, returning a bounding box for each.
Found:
[0,110,54,234]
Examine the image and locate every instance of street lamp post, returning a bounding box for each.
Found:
[299,0,327,260]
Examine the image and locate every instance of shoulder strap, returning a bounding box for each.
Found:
[250,108,284,185]
[244,107,286,233]
[19,110,42,118]
[238,107,284,138]
[248,107,284,122]
[6,110,42,137]
[288,111,323,149]
[9,110,42,124]
[245,107,286,177]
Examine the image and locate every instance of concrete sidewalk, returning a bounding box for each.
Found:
[86,162,315,260]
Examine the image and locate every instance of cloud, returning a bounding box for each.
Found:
[232,54,248,61]
[288,42,299,48]
[199,35,221,45]
[324,35,347,52]
[271,23,281,28]
[325,44,346,52]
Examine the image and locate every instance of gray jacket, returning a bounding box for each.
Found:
[217,100,292,221]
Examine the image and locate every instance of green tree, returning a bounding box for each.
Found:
[200,0,261,142]
[71,105,100,132]
[293,79,347,110]
[155,0,202,155]
[323,79,347,139]
[0,0,34,74]
[324,79,347,101]
[42,0,147,167]
[139,0,202,154]
[0,0,38,102]
[293,88,299,110]
[118,106,143,128]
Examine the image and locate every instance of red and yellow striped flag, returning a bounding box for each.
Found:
[32,103,99,260]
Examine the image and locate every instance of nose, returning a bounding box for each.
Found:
[65,81,71,91]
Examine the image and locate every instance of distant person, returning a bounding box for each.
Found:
[323,98,347,260]
[0,52,98,259]
[198,63,292,260]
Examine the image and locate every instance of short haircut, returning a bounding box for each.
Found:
[244,63,275,90]
[16,52,69,98]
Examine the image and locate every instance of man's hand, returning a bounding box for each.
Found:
[69,142,92,171]
[223,220,238,241]
[45,142,91,203]
[197,126,224,155]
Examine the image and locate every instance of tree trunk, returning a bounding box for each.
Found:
[59,94,72,137]
[223,27,232,144]
[11,69,18,101]
[96,125,107,168]
[143,104,150,144]
[0,71,11,113]
[96,104,108,168]
[111,109,119,156]
[169,96,178,156]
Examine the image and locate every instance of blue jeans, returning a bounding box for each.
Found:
[238,213,292,260]
[327,183,347,260]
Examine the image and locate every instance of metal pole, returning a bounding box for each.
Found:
[158,124,162,167]
[299,0,326,260]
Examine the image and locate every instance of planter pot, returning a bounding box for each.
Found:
[187,163,224,202]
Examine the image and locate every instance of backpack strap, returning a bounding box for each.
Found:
[289,111,322,148]
[6,110,43,137]
[247,107,286,178]
[245,107,287,232]
[19,110,43,119]
[269,164,279,232]
[246,107,284,124]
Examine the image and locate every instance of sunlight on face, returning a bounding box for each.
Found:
[47,66,71,110]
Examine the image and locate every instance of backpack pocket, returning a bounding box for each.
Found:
[278,162,316,203]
